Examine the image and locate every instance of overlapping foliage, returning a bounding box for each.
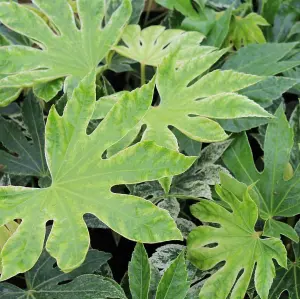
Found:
[0,0,299,298]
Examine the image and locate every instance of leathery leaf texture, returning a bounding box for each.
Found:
[187,173,287,299]
[0,0,131,104]
[97,45,272,153]
[223,106,300,241]
[0,73,195,281]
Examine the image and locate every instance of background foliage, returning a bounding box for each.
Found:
[0,0,300,298]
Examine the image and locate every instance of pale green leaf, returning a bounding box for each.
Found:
[225,13,269,49]
[223,106,300,239]
[156,251,190,299]
[0,87,21,108]
[114,25,204,67]
[0,0,132,97]
[187,173,287,299]
[128,243,151,299]
[107,47,270,153]
[33,78,64,102]
[0,74,195,280]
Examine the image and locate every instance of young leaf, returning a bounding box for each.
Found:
[223,106,300,240]
[0,91,49,179]
[0,74,195,280]
[114,25,193,67]
[0,249,127,298]
[0,0,131,101]
[187,173,287,299]
[128,243,151,299]
[101,46,271,153]
[269,220,300,299]
[156,251,190,299]
[225,13,269,49]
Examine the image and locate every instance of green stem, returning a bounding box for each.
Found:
[140,63,146,86]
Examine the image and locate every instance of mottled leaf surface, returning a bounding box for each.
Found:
[0,0,131,103]
[114,25,188,66]
[105,46,270,153]
[187,173,287,299]
[0,75,195,280]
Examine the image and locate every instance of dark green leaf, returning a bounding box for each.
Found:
[0,92,49,178]
[128,243,151,299]
[223,43,300,76]
[223,106,300,240]
[0,249,127,299]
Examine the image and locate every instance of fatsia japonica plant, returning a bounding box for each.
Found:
[0,73,195,280]
[0,0,131,105]
[0,0,300,298]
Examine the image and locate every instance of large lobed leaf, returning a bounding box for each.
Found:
[0,0,132,105]
[0,73,195,281]
[223,106,300,241]
[95,45,271,153]
[269,220,300,299]
[0,248,127,299]
[114,25,188,67]
[187,173,287,299]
